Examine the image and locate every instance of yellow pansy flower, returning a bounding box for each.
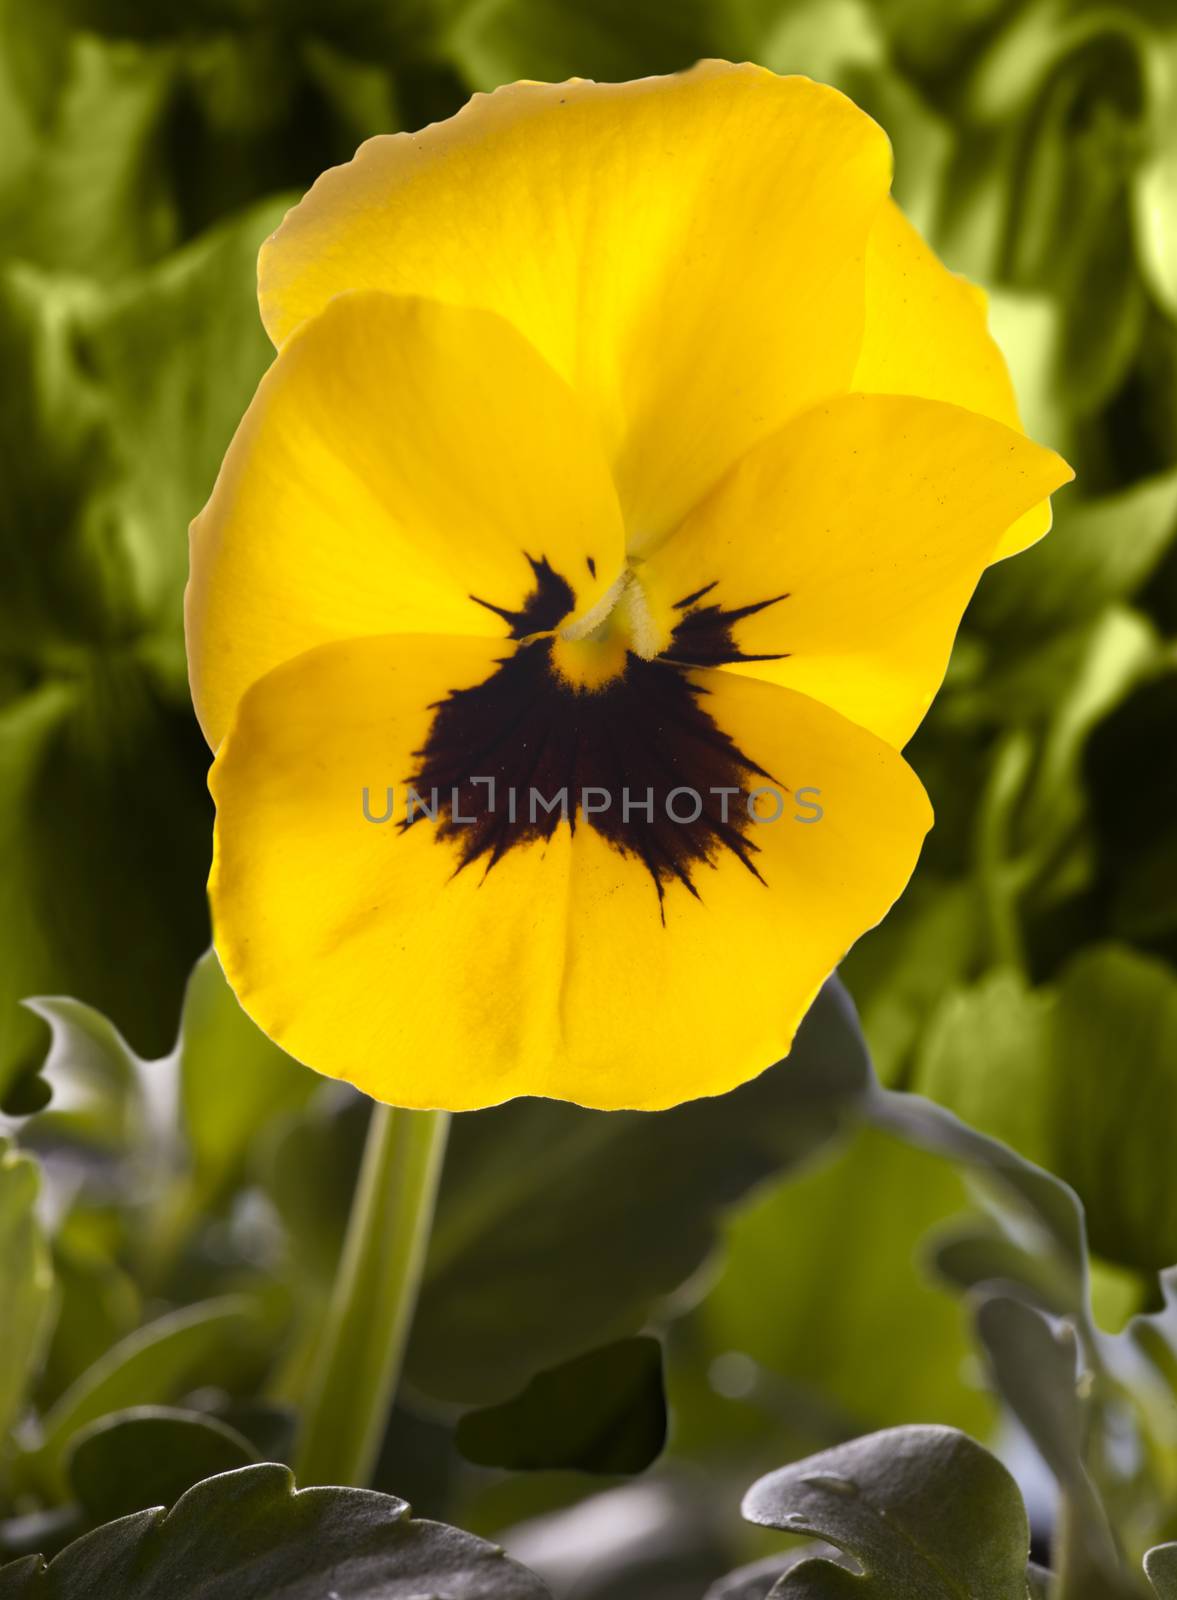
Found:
[187,61,1071,1113]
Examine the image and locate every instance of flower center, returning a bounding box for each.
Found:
[400,552,795,915]
[551,568,666,689]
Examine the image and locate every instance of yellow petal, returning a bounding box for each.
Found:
[640,394,1073,749]
[209,632,931,1112]
[258,62,892,545]
[853,198,1053,561]
[186,292,623,748]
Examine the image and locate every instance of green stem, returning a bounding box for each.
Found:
[294,1104,450,1487]
[1053,1493,1117,1600]
[976,728,1034,973]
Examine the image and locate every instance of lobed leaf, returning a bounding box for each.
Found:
[0,1462,552,1599]
[741,1425,1032,1598]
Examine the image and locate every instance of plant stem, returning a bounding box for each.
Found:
[294,1103,450,1488]
[1053,1494,1116,1600]
[976,728,1034,973]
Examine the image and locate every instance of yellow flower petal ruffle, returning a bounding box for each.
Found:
[186,292,624,748]
[209,632,931,1111]
[640,393,1073,748]
[257,61,892,546]
[854,199,1053,561]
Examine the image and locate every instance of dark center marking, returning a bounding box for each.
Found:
[665,588,791,668]
[404,556,791,911]
[470,554,574,636]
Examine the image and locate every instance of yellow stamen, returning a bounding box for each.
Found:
[552,569,666,688]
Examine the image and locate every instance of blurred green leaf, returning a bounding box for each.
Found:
[930,4,1166,423]
[984,288,1064,452]
[24,1296,267,1498]
[1132,32,1177,320]
[266,1093,368,1292]
[0,656,212,1097]
[1056,192,1147,421]
[0,267,211,1093]
[0,1463,552,1598]
[841,876,981,1086]
[58,0,446,82]
[700,1125,993,1443]
[0,16,46,206]
[741,1425,1032,1597]
[0,1076,51,1120]
[1,33,177,278]
[938,606,1157,981]
[0,4,446,272]
[1137,151,1177,319]
[0,1144,54,1450]
[200,1399,295,1466]
[456,1337,666,1476]
[964,604,1153,740]
[1084,668,1177,942]
[972,469,1177,638]
[722,0,884,86]
[1012,606,1155,857]
[17,997,142,1148]
[1051,947,1177,1270]
[0,267,133,660]
[176,950,315,1212]
[869,1087,1088,1304]
[65,1406,258,1525]
[931,1223,1078,1315]
[444,0,715,90]
[75,197,284,641]
[915,969,1055,1167]
[34,1224,140,1411]
[1123,1266,1177,1407]
[915,947,1177,1272]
